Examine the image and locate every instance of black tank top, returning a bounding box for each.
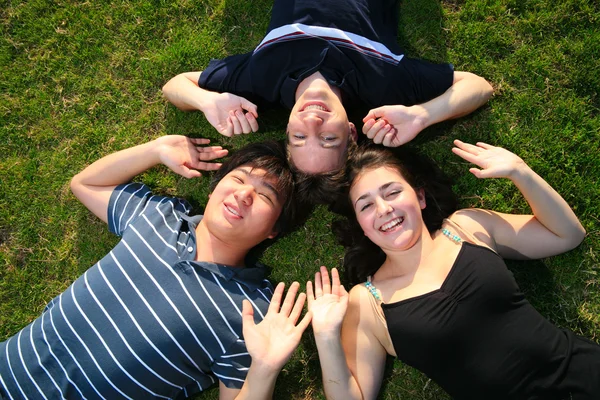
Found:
[378,242,599,400]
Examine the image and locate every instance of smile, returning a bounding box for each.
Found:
[380,217,404,232]
[225,204,242,218]
[301,102,330,112]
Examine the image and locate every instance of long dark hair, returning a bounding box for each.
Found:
[334,144,458,286]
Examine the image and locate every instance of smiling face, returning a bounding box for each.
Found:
[203,165,283,249]
[350,166,427,252]
[287,76,356,174]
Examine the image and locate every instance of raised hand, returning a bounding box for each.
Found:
[362,105,428,147]
[156,135,228,178]
[242,282,312,372]
[452,139,527,180]
[307,267,349,336]
[203,92,259,137]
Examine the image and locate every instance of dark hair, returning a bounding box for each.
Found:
[210,140,297,235]
[287,140,358,207]
[334,144,458,286]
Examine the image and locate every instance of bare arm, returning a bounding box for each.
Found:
[162,71,259,136]
[451,140,586,259]
[70,135,227,223]
[363,71,493,147]
[218,282,312,400]
[308,268,388,400]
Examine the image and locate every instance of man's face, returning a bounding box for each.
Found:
[204,166,283,249]
[287,84,356,174]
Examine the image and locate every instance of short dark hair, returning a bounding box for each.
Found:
[210,140,297,235]
[334,144,458,286]
[287,140,357,208]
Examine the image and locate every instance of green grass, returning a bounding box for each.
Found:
[1,0,599,398]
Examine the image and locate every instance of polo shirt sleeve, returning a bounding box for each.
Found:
[107,183,191,237]
[198,52,256,101]
[211,340,253,389]
[385,57,454,106]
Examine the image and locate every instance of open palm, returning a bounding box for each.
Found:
[307,267,349,335]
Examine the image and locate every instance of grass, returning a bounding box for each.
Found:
[1,0,599,398]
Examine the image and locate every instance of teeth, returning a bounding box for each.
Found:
[304,105,327,111]
[226,205,240,216]
[380,217,403,232]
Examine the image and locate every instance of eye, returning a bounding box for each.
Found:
[294,134,305,140]
[359,202,372,212]
[323,136,337,142]
[232,176,244,183]
[259,192,274,205]
[385,190,401,199]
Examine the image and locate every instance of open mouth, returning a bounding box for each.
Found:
[225,204,242,218]
[301,102,330,112]
[379,217,404,232]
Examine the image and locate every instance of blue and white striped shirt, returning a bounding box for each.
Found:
[0,183,273,399]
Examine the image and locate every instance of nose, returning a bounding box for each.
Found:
[302,113,324,131]
[375,197,392,217]
[234,185,254,206]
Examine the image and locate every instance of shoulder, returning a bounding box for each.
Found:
[447,209,497,249]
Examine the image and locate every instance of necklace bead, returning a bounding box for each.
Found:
[442,228,462,243]
[364,281,382,301]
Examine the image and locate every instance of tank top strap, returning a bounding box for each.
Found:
[363,277,389,332]
[442,218,488,247]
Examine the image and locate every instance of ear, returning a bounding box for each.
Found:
[349,122,358,142]
[417,188,426,210]
[208,193,212,198]
[267,231,279,239]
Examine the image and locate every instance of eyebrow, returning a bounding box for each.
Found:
[239,168,280,201]
[353,182,396,208]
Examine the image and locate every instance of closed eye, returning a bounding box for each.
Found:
[385,190,401,199]
[359,202,373,212]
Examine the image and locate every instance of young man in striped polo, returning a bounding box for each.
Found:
[0,136,311,399]
[162,0,493,176]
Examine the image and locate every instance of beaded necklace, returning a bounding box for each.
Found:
[441,228,462,243]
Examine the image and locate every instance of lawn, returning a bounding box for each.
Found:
[1,0,599,399]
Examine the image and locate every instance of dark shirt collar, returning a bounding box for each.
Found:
[179,213,269,291]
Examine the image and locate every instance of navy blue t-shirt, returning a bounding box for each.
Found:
[199,0,453,112]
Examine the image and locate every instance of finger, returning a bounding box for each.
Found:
[314,271,323,298]
[268,282,285,314]
[242,300,256,328]
[306,281,315,304]
[172,164,202,179]
[245,112,259,132]
[295,310,313,333]
[475,142,494,150]
[469,167,486,179]
[340,284,348,298]
[195,161,223,171]
[280,282,300,316]
[189,138,211,145]
[331,267,340,297]
[235,110,252,134]
[361,118,376,135]
[363,107,383,123]
[197,147,229,161]
[230,111,243,135]
[224,117,234,137]
[452,147,481,166]
[320,266,331,295]
[289,292,306,324]
[364,119,388,140]
[372,124,392,145]
[453,139,482,155]
[240,98,259,118]
[382,130,399,147]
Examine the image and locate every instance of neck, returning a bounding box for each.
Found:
[379,226,436,278]
[194,221,250,267]
[295,71,343,101]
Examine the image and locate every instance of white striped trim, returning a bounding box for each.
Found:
[219,352,249,359]
[255,23,403,64]
[142,214,178,254]
[17,330,49,399]
[97,261,196,381]
[235,282,264,319]
[29,319,66,399]
[5,337,28,400]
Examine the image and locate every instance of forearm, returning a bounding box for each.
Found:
[315,334,364,400]
[417,71,493,128]
[233,362,279,400]
[510,164,585,242]
[162,71,211,111]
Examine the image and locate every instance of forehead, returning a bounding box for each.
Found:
[288,145,346,174]
[350,167,407,197]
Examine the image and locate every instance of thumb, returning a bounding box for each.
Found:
[240,98,258,118]
[363,107,384,122]
[242,299,256,329]
[469,168,486,179]
[172,164,202,179]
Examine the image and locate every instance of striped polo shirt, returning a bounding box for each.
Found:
[199,0,453,114]
[0,183,273,399]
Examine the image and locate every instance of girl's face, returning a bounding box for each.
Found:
[350,166,427,252]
